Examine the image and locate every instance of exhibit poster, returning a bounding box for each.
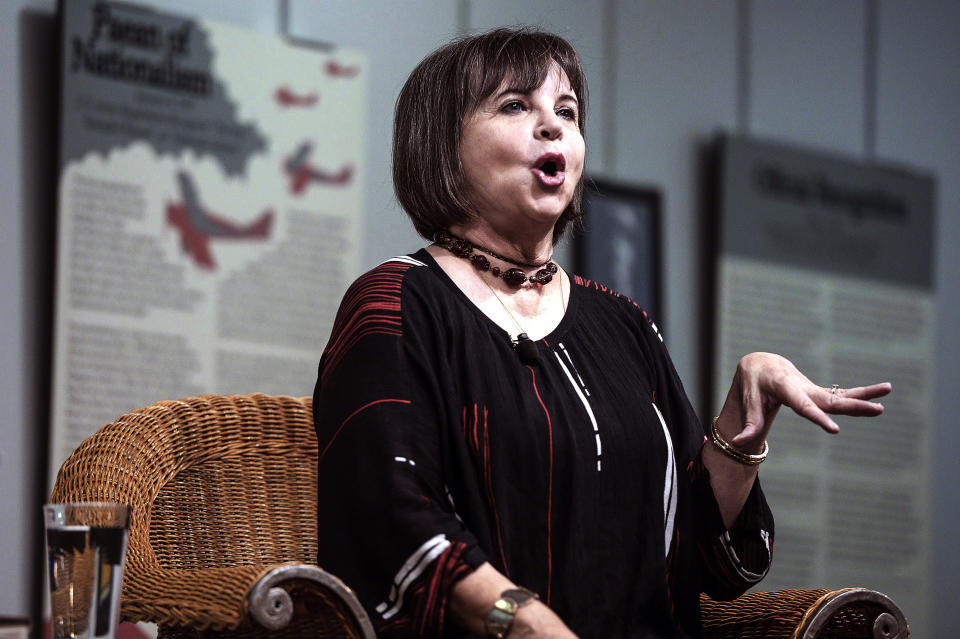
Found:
[712,134,935,633]
[576,180,662,323]
[49,0,366,488]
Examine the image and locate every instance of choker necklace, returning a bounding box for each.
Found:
[434,230,558,288]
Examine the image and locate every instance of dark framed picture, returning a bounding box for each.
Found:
[573,179,662,322]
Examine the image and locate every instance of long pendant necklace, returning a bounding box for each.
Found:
[434,230,558,288]
[479,272,568,366]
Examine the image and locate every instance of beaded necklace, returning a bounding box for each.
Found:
[433,230,558,288]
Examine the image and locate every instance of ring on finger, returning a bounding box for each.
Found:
[830,384,840,395]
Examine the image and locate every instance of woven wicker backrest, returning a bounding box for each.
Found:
[52,394,318,573]
[149,395,318,569]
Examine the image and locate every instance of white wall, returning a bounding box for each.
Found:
[1,0,58,624]
[874,1,960,633]
[3,0,957,634]
[749,1,867,154]
[610,0,740,384]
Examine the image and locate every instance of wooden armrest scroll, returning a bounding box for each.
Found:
[793,588,909,639]
[247,564,376,638]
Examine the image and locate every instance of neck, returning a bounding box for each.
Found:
[423,243,569,343]
[449,222,554,266]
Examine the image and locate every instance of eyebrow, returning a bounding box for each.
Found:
[492,87,579,105]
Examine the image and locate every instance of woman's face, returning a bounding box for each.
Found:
[459,64,585,235]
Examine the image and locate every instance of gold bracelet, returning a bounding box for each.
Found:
[710,416,768,465]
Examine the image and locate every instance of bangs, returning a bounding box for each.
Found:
[460,29,586,128]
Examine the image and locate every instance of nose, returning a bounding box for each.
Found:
[537,112,563,140]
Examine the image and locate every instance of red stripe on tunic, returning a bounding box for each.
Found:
[483,406,510,577]
[528,366,554,605]
[318,398,411,462]
[320,261,414,382]
[378,542,472,638]
[463,404,510,577]
[472,403,480,458]
[572,274,645,311]
[419,542,472,636]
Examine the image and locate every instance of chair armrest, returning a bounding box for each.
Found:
[248,564,375,638]
[122,561,376,638]
[701,588,830,639]
[700,588,909,639]
[794,588,909,639]
[120,562,273,629]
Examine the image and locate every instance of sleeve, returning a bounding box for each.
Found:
[633,304,774,601]
[688,454,775,600]
[313,262,487,638]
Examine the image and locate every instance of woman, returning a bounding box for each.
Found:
[313,28,889,639]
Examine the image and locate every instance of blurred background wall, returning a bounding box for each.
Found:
[3,0,957,635]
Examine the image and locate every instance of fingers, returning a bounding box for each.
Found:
[785,382,840,433]
[828,382,892,401]
[822,382,890,416]
[765,366,842,434]
[727,354,891,446]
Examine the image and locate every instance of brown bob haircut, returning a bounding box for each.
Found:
[393,27,588,244]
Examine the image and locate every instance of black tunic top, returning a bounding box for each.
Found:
[313,250,773,639]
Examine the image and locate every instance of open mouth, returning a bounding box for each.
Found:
[533,153,567,186]
[535,153,566,176]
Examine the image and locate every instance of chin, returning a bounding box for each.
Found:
[530,196,572,221]
[525,207,566,230]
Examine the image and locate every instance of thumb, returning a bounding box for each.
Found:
[731,388,766,447]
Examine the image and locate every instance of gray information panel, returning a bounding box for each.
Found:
[720,134,934,288]
[713,134,936,635]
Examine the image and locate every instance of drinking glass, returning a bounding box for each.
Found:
[44,503,131,639]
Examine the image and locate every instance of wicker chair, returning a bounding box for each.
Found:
[49,393,375,639]
[50,393,909,639]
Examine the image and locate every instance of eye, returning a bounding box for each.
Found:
[557,106,577,121]
[500,100,526,114]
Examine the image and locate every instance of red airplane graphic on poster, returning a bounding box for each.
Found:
[166,171,273,270]
[283,141,353,195]
[274,85,319,107]
[324,60,361,77]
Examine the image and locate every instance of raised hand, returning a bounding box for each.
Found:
[720,352,891,450]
